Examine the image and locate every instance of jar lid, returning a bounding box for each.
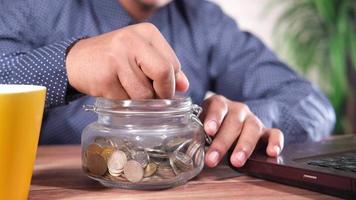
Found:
[84,96,194,115]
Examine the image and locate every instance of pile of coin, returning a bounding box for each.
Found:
[83,136,204,184]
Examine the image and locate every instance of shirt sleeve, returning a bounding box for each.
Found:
[204,3,336,144]
[0,0,81,107]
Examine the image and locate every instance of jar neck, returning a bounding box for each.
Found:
[97,112,193,127]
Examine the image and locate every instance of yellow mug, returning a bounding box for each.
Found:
[0,84,46,200]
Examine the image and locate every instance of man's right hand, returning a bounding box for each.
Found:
[66,23,189,100]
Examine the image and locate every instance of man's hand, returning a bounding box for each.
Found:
[66,23,189,99]
[201,95,284,168]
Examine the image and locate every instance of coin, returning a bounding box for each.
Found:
[166,137,187,151]
[145,147,168,159]
[107,150,127,176]
[134,151,149,168]
[124,160,144,183]
[86,143,103,156]
[157,163,176,178]
[86,153,107,176]
[172,151,193,171]
[144,162,157,177]
[194,147,204,167]
[186,141,201,158]
[100,146,115,161]
[169,154,180,175]
[94,136,110,146]
[175,139,193,152]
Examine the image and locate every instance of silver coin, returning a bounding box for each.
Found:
[194,147,204,167]
[175,139,193,152]
[145,147,168,159]
[186,141,201,158]
[133,151,149,168]
[172,151,193,172]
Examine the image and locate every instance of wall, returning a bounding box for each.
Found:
[210,0,279,50]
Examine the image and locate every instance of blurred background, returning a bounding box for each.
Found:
[212,0,356,135]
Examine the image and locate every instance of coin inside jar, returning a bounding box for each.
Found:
[194,147,204,167]
[100,146,115,161]
[186,140,201,158]
[86,153,107,176]
[133,151,149,168]
[157,163,176,178]
[107,150,127,176]
[86,143,103,156]
[144,162,157,177]
[172,151,193,172]
[124,160,144,183]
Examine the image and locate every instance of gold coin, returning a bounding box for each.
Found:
[100,146,115,161]
[86,153,107,176]
[144,162,157,177]
[124,160,144,183]
[86,143,103,156]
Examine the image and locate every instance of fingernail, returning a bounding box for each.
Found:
[273,145,280,155]
[208,151,220,166]
[207,120,218,134]
[235,151,246,163]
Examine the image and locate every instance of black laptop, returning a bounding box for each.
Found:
[230,135,356,198]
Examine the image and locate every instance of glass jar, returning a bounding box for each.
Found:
[81,96,211,190]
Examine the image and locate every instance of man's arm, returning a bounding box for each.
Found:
[204,2,335,144]
[0,1,81,107]
[212,10,335,143]
[190,1,336,168]
[1,1,189,108]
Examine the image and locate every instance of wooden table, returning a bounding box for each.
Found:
[29,145,339,200]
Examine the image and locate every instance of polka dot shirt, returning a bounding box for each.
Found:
[0,0,335,144]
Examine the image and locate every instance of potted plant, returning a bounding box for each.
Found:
[270,0,356,133]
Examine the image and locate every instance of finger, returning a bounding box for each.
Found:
[136,44,175,99]
[175,71,189,92]
[205,107,246,167]
[230,115,264,168]
[118,57,155,99]
[264,128,284,157]
[200,95,228,136]
[146,38,189,93]
[100,76,130,100]
[135,23,181,72]
[133,23,189,92]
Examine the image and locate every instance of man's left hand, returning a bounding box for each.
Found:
[200,95,284,168]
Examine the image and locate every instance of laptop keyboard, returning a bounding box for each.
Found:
[307,152,356,173]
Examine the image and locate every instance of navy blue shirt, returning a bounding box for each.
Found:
[0,0,335,144]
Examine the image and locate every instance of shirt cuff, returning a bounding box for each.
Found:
[10,37,81,107]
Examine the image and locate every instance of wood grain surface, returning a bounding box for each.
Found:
[29,145,339,200]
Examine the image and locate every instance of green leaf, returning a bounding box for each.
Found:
[350,33,356,70]
[314,0,336,23]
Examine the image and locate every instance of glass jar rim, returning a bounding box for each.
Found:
[84,96,194,115]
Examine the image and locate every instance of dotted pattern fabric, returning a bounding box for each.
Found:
[0,39,77,107]
[0,0,335,144]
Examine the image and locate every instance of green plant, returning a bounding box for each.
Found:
[269,0,356,133]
